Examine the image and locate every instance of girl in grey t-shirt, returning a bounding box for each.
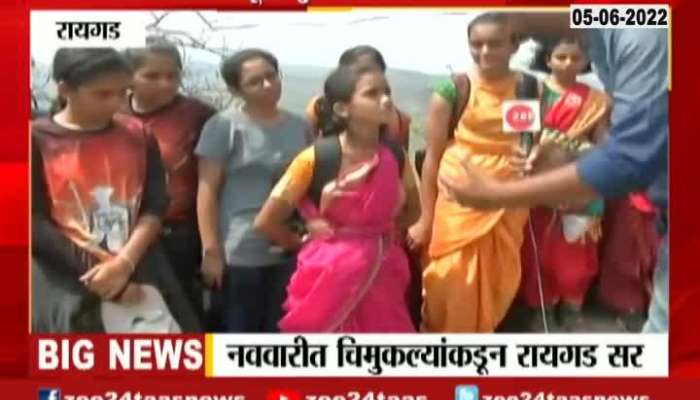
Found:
[195,49,311,332]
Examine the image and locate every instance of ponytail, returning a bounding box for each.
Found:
[315,96,346,137]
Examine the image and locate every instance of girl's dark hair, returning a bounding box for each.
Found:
[220,48,279,90]
[338,45,387,72]
[123,36,183,70]
[51,47,132,113]
[467,12,518,44]
[53,47,132,87]
[315,67,387,138]
[531,35,592,74]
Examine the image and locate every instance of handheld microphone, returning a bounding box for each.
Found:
[520,131,534,157]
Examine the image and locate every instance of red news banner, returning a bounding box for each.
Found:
[21,334,676,399]
[30,336,205,376]
[29,334,667,378]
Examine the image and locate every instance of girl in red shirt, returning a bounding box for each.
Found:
[123,39,216,321]
[32,47,200,332]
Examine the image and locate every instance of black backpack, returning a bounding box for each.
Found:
[414,72,540,176]
[309,134,405,207]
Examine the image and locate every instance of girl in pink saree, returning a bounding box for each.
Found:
[254,67,419,332]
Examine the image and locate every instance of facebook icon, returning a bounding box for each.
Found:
[455,385,479,400]
[38,388,61,400]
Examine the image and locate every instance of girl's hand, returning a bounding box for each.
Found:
[80,256,132,300]
[529,139,579,173]
[509,141,541,176]
[201,250,225,290]
[305,218,334,240]
[407,218,432,252]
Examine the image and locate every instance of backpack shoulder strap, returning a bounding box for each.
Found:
[449,73,471,139]
[310,135,342,207]
[381,135,406,174]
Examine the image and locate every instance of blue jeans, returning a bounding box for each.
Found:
[643,236,668,333]
[210,260,295,333]
[160,223,203,324]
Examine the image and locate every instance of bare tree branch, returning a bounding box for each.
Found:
[193,11,261,31]
[147,27,229,57]
[147,11,170,29]
[195,11,215,30]
[347,16,390,25]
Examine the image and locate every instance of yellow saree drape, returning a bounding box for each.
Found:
[422,73,529,333]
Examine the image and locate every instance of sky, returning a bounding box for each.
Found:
[31,10,542,75]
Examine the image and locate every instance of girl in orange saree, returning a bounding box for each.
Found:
[415,13,529,332]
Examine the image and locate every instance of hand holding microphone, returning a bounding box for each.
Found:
[503,99,541,177]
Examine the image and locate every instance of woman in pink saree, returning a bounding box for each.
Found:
[254,66,420,332]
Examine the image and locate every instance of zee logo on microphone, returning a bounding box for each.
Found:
[502,100,541,133]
